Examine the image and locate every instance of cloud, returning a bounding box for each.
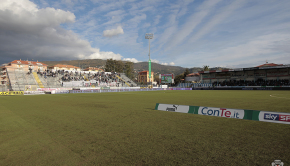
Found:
[123,58,139,63]
[126,14,147,27]
[0,0,121,63]
[103,26,124,37]
[153,15,162,26]
[151,59,159,63]
[175,33,290,68]
[164,0,222,51]
[160,62,174,66]
[189,0,245,43]
[148,59,175,66]
[79,48,123,60]
[214,33,290,63]
[0,0,75,31]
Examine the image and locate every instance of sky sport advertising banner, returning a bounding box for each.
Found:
[155,103,290,125]
[259,111,290,124]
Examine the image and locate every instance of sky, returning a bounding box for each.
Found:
[0,0,290,68]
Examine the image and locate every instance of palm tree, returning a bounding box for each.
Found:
[203,65,209,71]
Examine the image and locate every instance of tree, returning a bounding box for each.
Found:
[105,58,114,72]
[174,68,191,85]
[184,68,190,78]
[203,65,209,71]
[105,59,125,73]
[115,60,124,73]
[124,61,134,79]
[174,74,184,85]
[154,74,159,84]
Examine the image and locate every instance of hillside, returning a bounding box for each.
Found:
[134,62,203,76]
[41,59,204,76]
[41,59,107,69]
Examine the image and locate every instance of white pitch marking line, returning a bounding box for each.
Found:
[270,94,290,99]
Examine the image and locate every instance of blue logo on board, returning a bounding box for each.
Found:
[264,113,279,121]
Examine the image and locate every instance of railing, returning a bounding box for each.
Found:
[116,75,130,87]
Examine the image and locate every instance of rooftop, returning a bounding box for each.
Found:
[9,60,47,66]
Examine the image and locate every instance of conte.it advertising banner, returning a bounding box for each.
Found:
[155,103,290,125]
[198,107,244,119]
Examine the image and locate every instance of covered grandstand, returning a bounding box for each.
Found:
[198,63,290,86]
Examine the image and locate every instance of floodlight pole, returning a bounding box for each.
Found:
[145,33,153,86]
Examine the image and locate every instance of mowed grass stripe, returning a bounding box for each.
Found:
[0,90,289,165]
[0,105,82,165]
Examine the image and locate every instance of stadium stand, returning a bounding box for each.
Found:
[3,60,139,90]
[37,72,62,88]
[119,73,137,87]
[6,69,39,91]
[212,79,289,86]
[38,69,137,88]
[177,83,212,88]
[198,63,290,86]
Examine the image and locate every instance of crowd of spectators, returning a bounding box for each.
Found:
[33,69,134,87]
[57,70,128,87]
[87,72,119,83]
[34,69,59,78]
[213,79,290,86]
[60,71,85,81]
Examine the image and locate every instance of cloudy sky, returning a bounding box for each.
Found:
[1,0,290,68]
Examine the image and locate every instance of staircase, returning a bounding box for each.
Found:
[83,75,89,81]
[116,75,130,87]
[32,72,44,88]
[120,73,137,87]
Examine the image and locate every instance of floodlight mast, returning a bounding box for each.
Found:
[145,33,153,86]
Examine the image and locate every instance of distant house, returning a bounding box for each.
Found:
[83,67,104,72]
[4,59,48,72]
[138,70,154,84]
[48,64,81,72]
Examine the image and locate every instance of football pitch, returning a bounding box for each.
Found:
[0,90,289,165]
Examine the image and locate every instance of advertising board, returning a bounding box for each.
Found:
[24,91,45,95]
[0,91,24,95]
[156,104,189,113]
[259,111,290,124]
[198,107,244,119]
[155,103,290,125]
[159,74,174,84]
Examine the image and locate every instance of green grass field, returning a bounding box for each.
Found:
[1,90,290,165]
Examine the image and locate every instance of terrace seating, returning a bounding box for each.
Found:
[37,72,62,88]
[118,73,137,87]
[59,71,137,88]
[6,68,138,90]
[6,69,39,91]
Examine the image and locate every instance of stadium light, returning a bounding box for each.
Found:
[145,33,153,85]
